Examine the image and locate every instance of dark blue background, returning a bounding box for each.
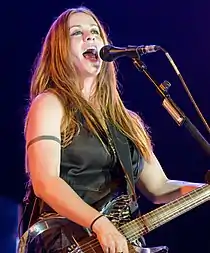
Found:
[0,1,209,252]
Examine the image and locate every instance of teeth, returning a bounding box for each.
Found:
[87,46,97,50]
[83,46,98,54]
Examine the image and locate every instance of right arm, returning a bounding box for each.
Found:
[26,92,128,253]
[26,93,101,228]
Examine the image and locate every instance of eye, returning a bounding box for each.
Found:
[71,30,83,36]
[91,29,100,35]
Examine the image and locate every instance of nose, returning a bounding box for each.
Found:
[84,32,95,41]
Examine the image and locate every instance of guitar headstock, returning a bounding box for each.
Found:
[204,170,210,184]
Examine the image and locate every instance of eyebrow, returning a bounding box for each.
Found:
[69,24,98,30]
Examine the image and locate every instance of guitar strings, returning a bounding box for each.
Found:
[76,209,188,252]
[71,192,209,253]
[70,211,170,252]
[76,192,208,252]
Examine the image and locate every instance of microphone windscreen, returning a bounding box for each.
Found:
[99,45,113,62]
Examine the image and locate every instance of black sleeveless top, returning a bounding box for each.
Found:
[28,116,144,229]
[24,120,147,251]
[58,121,144,207]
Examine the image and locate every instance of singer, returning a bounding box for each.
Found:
[20,6,205,253]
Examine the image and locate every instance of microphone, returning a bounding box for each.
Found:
[99,44,161,62]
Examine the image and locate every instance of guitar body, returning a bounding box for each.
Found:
[18,195,138,252]
[18,194,171,253]
[18,180,210,252]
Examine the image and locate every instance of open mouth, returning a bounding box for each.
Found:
[83,47,99,62]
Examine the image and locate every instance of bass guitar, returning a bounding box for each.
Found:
[18,184,210,253]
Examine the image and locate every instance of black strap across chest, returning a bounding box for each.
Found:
[107,122,137,202]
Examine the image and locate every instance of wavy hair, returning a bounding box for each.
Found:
[25,6,153,161]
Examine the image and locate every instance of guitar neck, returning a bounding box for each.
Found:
[120,184,210,241]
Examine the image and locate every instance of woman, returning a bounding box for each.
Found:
[20,6,204,253]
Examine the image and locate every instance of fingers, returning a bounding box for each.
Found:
[101,234,115,253]
[116,235,129,253]
[114,233,128,253]
[100,233,128,253]
[94,218,128,253]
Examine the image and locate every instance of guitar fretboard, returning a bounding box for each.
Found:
[119,184,210,242]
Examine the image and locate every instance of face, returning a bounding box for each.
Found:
[68,12,104,78]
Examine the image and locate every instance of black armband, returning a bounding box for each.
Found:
[27,135,61,150]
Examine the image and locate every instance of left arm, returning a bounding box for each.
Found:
[136,152,205,204]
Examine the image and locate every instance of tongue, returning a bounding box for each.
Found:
[83,53,97,62]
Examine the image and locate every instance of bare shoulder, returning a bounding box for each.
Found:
[26,92,64,142]
[29,92,63,116]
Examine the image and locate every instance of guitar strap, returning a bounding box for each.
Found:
[107,122,138,207]
[107,123,148,247]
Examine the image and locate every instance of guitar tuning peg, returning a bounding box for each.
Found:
[204,170,210,184]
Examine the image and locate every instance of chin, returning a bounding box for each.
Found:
[85,71,100,77]
[85,65,101,76]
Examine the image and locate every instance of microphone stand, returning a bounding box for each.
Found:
[132,57,210,156]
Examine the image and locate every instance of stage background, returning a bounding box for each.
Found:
[0,1,209,252]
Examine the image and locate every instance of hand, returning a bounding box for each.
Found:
[92,215,129,253]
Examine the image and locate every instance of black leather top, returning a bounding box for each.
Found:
[58,118,143,206]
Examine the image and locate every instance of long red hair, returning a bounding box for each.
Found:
[25,6,153,161]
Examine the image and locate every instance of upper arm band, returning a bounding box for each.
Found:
[26,135,61,150]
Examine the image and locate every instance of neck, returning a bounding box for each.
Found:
[81,76,97,101]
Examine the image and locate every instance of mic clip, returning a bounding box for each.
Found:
[132,57,147,71]
[159,80,171,96]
